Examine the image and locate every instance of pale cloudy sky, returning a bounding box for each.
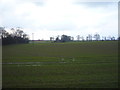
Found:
[0,0,119,40]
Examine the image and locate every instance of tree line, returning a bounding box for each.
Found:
[50,34,120,42]
[0,27,29,45]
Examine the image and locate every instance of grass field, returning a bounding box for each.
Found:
[2,41,118,88]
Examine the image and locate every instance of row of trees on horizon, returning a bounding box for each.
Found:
[50,34,120,42]
[0,27,120,45]
[0,27,29,45]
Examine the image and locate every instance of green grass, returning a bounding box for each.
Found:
[2,41,118,88]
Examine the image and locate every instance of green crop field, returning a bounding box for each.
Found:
[2,41,118,88]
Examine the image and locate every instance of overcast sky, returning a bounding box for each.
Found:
[0,0,118,40]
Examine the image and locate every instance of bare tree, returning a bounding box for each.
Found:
[11,28,15,37]
[16,27,24,37]
[94,33,100,41]
[107,36,111,40]
[111,36,115,40]
[86,36,88,41]
[81,36,84,41]
[50,37,53,41]
[23,33,28,39]
[71,37,74,41]
[77,35,80,41]
[86,34,92,41]
[0,27,5,38]
[1,28,9,38]
[88,34,92,41]
[50,37,54,41]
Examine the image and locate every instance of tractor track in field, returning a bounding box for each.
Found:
[1,61,115,65]
[1,61,66,65]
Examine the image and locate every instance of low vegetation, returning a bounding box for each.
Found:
[2,41,118,88]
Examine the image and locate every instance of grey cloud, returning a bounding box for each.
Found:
[0,0,118,39]
[42,22,76,31]
[74,2,117,8]
[34,22,76,31]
